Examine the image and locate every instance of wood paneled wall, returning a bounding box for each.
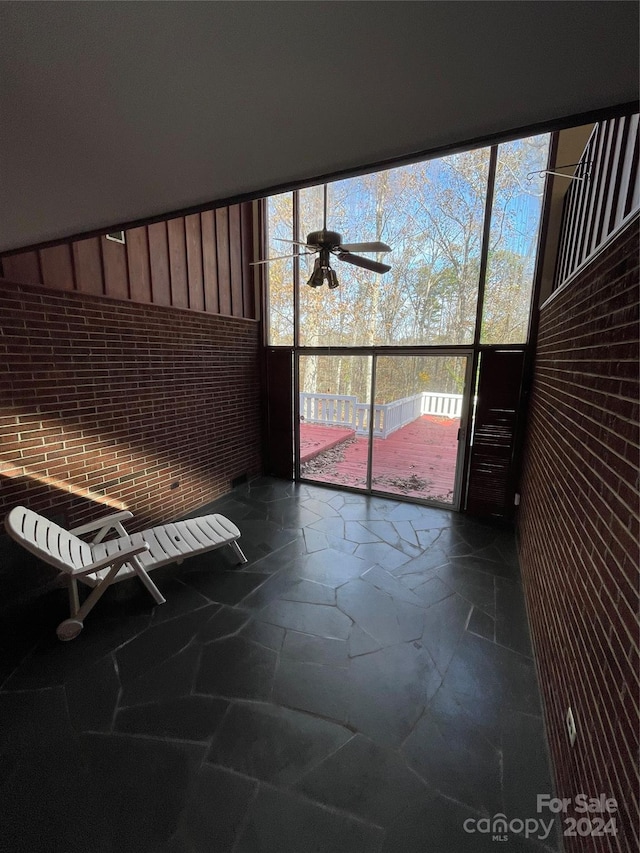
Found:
[0,204,256,320]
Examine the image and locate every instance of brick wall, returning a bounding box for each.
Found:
[0,278,262,606]
[518,215,639,852]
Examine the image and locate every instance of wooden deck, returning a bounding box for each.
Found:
[300,415,460,503]
[299,423,355,464]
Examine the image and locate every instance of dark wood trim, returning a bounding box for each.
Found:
[39,243,75,291]
[293,190,300,350]
[607,115,631,235]
[616,114,639,223]
[624,124,639,217]
[586,118,615,257]
[575,124,603,268]
[595,117,622,248]
[201,209,219,315]
[4,101,637,258]
[68,238,78,292]
[258,199,269,343]
[184,213,204,312]
[197,214,206,314]
[215,207,232,316]
[126,227,152,303]
[568,135,594,274]
[465,349,526,519]
[228,204,244,318]
[275,343,525,357]
[124,228,133,301]
[147,221,171,306]
[527,132,558,347]
[514,132,558,514]
[167,217,189,309]
[473,146,497,348]
[240,202,256,320]
[96,234,106,297]
[555,112,639,290]
[462,146,497,510]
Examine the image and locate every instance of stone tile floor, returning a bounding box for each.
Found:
[0,478,562,852]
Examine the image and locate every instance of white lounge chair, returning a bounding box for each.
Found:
[5,506,248,641]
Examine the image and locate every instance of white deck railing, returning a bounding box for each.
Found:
[300,390,462,439]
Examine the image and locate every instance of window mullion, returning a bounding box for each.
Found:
[293,190,300,349]
[473,145,497,347]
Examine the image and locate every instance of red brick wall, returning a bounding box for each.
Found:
[0,278,262,597]
[518,215,639,853]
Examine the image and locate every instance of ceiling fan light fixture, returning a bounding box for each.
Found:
[327,268,339,289]
[307,257,325,288]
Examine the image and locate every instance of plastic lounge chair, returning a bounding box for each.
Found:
[5,506,248,641]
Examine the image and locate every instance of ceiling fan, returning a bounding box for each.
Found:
[252,185,391,289]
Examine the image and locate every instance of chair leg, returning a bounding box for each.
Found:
[76,564,122,621]
[68,576,80,616]
[131,557,166,605]
[228,540,248,565]
[58,561,134,640]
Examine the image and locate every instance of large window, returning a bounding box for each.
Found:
[481,136,549,343]
[266,135,549,347]
[266,192,294,346]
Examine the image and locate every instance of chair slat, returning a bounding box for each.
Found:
[5,507,92,574]
[164,523,194,555]
[173,520,205,551]
[69,537,89,568]
[103,539,123,556]
[151,526,184,559]
[128,532,154,567]
[147,529,176,561]
[33,517,50,551]
[195,517,230,545]
[183,519,211,547]
[62,534,74,565]
[211,514,241,539]
[22,511,37,546]
[200,514,240,543]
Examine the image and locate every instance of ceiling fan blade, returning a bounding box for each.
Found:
[273,238,313,248]
[250,252,313,266]
[339,241,391,253]
[337,252,391,274]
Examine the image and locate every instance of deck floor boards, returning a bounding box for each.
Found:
[300,415,460,503]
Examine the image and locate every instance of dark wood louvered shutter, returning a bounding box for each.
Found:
[465,350,526,519]
[263,348,294,479]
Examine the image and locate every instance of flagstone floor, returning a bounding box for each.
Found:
[0,478,560,852]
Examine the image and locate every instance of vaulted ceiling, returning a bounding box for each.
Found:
[1,1,637,252]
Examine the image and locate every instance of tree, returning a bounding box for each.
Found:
[265,135,549,398]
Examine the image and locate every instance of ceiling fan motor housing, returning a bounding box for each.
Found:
[306,230,342,249]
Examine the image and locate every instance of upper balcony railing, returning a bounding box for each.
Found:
[300,391,462,440]
[554,113,639,290]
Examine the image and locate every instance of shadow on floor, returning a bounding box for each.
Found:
[0,478,562,853]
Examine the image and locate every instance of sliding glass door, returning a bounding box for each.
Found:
[298,354,372,490]
[297,351,471,508]
[370,355,470,506]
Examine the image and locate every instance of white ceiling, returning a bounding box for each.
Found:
[1,1,637,253]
